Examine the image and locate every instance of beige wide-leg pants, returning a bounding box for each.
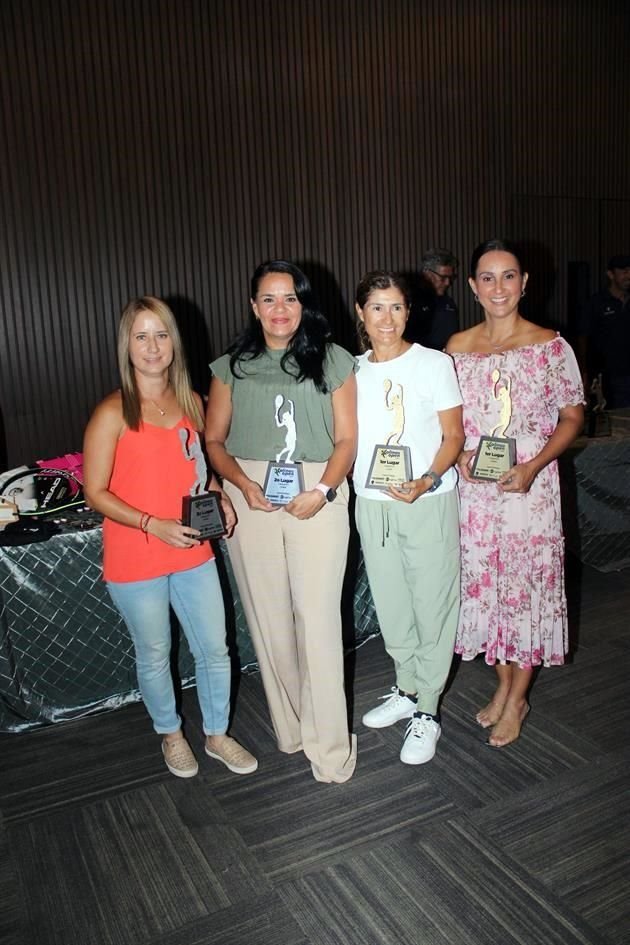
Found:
[224,459,356,783]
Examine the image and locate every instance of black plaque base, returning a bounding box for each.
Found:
[182,490,226,540]
[586,410,612,439]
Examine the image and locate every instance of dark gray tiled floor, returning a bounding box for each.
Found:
[1,558,628,945]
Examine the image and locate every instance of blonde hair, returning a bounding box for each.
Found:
[117,296,204,431]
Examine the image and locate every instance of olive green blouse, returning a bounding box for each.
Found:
[210,344,355,462]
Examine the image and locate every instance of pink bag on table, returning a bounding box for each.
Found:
[36,452,84,484]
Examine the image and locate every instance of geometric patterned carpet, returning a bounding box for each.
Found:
[1,555,628,945]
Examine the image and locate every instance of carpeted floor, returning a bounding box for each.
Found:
[1,555,628,945]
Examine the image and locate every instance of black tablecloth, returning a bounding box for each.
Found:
[560,410,630,572]
[0,524,378,733]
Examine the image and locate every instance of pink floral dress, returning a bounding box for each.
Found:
[452,336,584,668]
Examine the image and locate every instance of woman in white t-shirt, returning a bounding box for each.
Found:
[353,271,464,766]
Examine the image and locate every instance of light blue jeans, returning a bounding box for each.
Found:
[107,559,230,735]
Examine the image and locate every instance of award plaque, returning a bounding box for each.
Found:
[182,490,226,540]
[470,435,517,481]
[586,373,612,438]
[470,367,517,481]
[262,393,306,505]
[365,444,413,489]
[263,461,305,506]
[365,378,412,489]
[586,411,612,438]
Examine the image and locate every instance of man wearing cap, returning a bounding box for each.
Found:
[579,255,630,408]
[405,248,459,351]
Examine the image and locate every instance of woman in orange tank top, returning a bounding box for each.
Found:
[83,297,257,779]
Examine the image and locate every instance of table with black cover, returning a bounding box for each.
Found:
[0,519,378,733]
[560,409,630,573]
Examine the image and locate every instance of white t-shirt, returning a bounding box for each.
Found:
[353,343,462,501]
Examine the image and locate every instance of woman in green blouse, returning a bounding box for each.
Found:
[205,260,357,783]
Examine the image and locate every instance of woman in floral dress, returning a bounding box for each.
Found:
[446,239,584,747]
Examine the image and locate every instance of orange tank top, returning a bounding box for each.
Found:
[103,418,213,583]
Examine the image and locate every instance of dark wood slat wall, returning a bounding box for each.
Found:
[1,0,628,467]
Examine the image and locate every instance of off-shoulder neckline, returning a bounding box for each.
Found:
[450,333,564,357]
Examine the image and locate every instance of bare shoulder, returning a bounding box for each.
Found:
[445,325,483,354]
[521,322,556,345]
[87,390,125,434]
[96,389,123,416]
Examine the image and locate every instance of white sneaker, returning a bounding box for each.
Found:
[400,714,441,764]
[362,687,417,729]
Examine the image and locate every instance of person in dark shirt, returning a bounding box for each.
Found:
[405,248,459,350]
[578,254,630,408]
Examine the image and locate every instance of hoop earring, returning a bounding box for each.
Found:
[521,289,526,298]
[473,293,479,303]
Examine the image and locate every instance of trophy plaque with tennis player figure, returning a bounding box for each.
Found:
[365,379,413,489]
[470,368,517,480]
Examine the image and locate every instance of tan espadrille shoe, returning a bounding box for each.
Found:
[161,737,199,778]
[205,735,258,775]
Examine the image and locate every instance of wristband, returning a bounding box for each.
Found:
[140,512,153,541]
[314,482,337,502]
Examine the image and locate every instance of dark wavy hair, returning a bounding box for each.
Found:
[469,238,525,277]
[228,260,332,392]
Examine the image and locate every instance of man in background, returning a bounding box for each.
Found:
[405,248,459,350]
[578,255,630,408]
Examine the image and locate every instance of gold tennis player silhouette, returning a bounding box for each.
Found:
[489,368,513,437]
[384,379,405,445]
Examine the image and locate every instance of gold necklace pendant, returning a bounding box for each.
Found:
[151,400,166,416]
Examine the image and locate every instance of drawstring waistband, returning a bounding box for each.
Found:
[381,502,391,547]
